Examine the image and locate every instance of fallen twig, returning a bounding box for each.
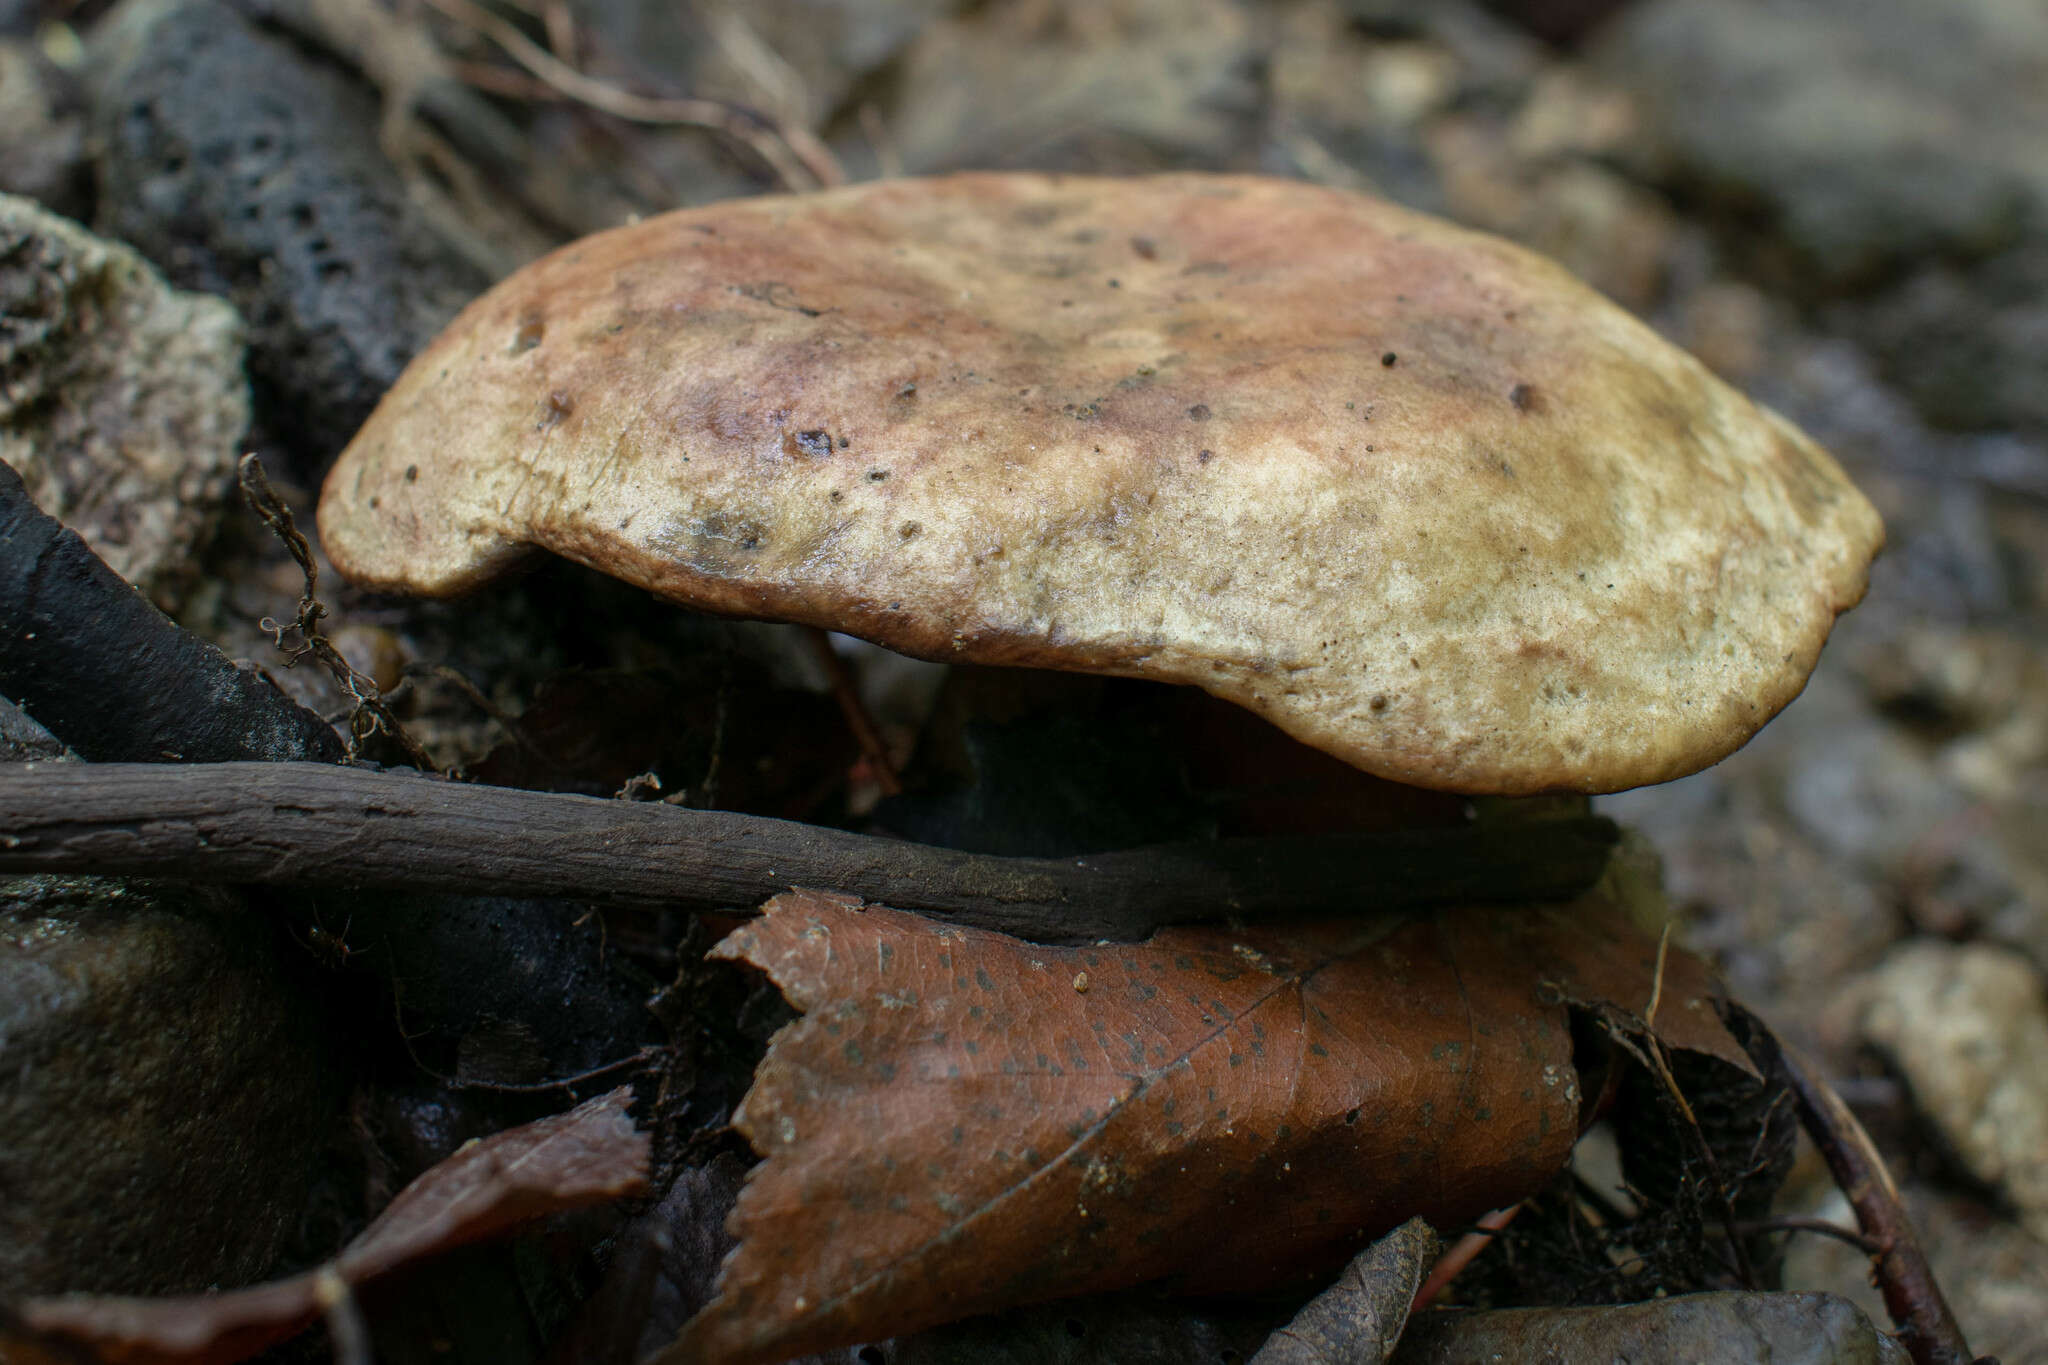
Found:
[1737,1007,1984,1365]
[0,459,343,766]
[0,760,1619,943]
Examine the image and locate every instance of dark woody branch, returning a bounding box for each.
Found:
[0,759,1618,943]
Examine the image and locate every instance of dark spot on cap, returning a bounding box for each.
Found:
[792,429,833,459]
[538,391,573,428]
[512,313,545,352]
[839,436,851,448]
[899,521,921,539]
[1197,449,1213,464]
[1370,694,1388,712]
[1510,382,1541,413]
[1130,236,1158,260]
[1187,404,1211,422]
[1381,352,1398,367]
[867,469,889,482]
[403,465,418,483]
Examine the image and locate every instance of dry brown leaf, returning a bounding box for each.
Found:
[14,1086,648,1365]
[668,888,1743,1364]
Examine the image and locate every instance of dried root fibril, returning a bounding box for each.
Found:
[237,452,434,769]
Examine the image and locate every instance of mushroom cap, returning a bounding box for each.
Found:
[317,173,1881,795]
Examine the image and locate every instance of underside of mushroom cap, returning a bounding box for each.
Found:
[317,172,1883,796]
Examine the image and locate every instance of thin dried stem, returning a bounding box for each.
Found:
[312,1267,371,1365]
[1644,920,1673,1028]
[419,0,842,192]
[805,628,904,797]
[1411,1203,1522,1310]
[859,102,904,180]
[1732,1216,1880,1256]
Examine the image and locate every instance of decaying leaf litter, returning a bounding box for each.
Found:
[16,1089,649,1365]
[674,888,1749,1364]
[2,0,2037,1362]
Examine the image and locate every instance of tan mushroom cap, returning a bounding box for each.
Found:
[318,172,1881,795]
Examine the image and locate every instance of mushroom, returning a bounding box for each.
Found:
[317,172,1881,797]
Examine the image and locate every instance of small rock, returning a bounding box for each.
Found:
[1391,1293,1908,1364]
[1781,722,1968,876]
[881,0,1261,175]
[0,875,343,1296]
[1858,624,2048,800]
[0,40,90,219]
[1840,245,2048,435]
[1429,121,1677,311]
[1671,279,1773,381]
[1860,940,2048,1243]
[1597,0,2048,434]
[1508,63,1644,163]
[1596,0,2048,288]
[1266,3,1460,210]
[0,696,66,760]
[680,0,956,135]
[0,192,247,606]
[1475,0,1638,47]
[85,0,489,467]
